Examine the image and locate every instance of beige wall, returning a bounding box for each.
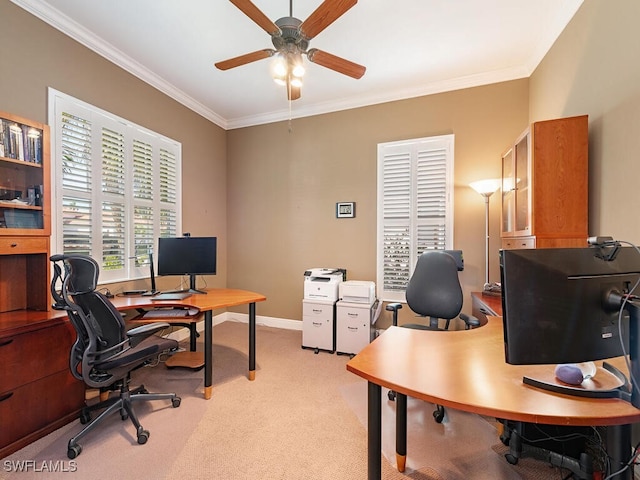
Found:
[0,0,228,291]
[227,81,529,324]
[530,0,640,244]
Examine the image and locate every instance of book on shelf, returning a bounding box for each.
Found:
[0,117,43,163]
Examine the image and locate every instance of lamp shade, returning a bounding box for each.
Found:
[470,178,501,196]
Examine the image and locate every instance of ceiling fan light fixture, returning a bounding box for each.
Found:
[290,76,303,88]
[271,54,287,77]
[292,62,305,78]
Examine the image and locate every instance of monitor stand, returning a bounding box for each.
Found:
[185,274,206,294]
[166,274,206,295]
[523,295,640,409]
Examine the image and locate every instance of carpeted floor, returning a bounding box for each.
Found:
[0,321,573,479]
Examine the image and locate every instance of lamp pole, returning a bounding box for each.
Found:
[469,179,501,291]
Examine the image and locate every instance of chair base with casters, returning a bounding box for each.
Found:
[498,420,594,479]
[385,302,480,423]
[68,375,181,459]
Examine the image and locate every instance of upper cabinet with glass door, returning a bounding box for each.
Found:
[0,111,50,236]
[501,115,588,250]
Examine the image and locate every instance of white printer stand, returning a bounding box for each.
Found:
[336,299,379,356]
[302,299,336,353]
[301,268,344,354]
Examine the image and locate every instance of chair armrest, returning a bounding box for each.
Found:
[385,303,403,326]
[127,322,170,347]
[459,313,481,329]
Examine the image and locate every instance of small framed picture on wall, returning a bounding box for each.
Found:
[336,202,355,218]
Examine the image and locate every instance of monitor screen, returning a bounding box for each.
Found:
[500,246,640,365]
[157,236,217,276]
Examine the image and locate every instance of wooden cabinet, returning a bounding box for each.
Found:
[0,111,84,458]
[501,115,588,249]
[0,112,50,236]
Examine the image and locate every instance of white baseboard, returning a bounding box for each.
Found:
[165,312,301,343]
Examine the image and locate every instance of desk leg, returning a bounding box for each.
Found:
[248,302,256,381]
[204,310,213,400]
[368,382,382,480]
[396,393,407,472]
[607,424,632,480]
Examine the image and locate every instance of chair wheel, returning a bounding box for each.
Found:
[67,444,82,459]
[79,411,91,424]
[505,453,518,465]
[433,408,444,423]
[137,429,150,445]
[387,390,396,401]
[172,397,181,408]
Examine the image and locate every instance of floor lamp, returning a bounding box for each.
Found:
[469,179,501,292]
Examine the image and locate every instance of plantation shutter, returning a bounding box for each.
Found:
[377,135,454,302]
[50,88,182,283]
[60,111,93,256]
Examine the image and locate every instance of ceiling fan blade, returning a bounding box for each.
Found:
[229,0,281,36]
[215,49,275,70]
[307,49,365,79]
[299,0,357,40]
[288,84,301,101]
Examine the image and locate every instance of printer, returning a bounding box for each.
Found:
[339,280,376,304]
[303,268,346,302]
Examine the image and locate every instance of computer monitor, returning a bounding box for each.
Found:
[500,241,640,407]
[157,236,217,294]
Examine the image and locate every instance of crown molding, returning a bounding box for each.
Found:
[11,0,582,131]
[11,0,229,129]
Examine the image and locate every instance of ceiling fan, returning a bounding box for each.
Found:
[215,0,366,101]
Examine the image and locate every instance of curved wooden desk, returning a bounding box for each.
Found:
[111,288,266,399]
[346,319,640,479]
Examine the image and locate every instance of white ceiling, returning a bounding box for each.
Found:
[12,0,583,130]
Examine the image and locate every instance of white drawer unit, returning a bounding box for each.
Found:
[336,300,380,356]
[302,299,336,353]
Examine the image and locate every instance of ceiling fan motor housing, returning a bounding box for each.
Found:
[273,17,309,53]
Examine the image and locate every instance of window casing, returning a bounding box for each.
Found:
[377,135,454,302]
[49,88,181,283]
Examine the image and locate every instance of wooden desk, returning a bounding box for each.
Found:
[346,319,640,480]
[111,288,266,399]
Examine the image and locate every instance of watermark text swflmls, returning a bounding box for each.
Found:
[3,460,78,473]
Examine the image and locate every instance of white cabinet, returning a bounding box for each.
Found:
[336,300,379,356]
[302,300,335,353]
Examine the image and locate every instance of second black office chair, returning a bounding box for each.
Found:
[50,254,182,459]
[386,250,480,422]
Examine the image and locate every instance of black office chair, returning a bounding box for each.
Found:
[50,254,181,459]
[386,250,480,422]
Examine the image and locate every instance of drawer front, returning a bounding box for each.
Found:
[302,302,333,321]
[501,236,536,250]
[0,237,48,255]
[337,306,370,327]
[0,322,75,392]
[0,369,84,449]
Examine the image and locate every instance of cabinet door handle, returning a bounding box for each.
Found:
[0,392,13,403]
[0,338,13,347]
[10,243,18,248]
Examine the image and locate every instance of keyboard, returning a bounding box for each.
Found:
[142,308,199,318]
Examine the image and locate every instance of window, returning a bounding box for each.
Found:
[377,135,454,302]
[49,89,181,283]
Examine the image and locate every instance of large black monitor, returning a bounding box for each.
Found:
[157,236,217,294]
[500,241,640,406]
